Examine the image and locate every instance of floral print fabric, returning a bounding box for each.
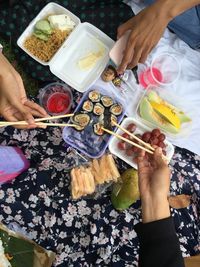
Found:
[0,91,199,266]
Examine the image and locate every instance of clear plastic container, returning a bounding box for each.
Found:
[135,85,193,139]
[139,53,181,88]
[109,117,174,169]
[62,84,126,158]
[39,82,73,115]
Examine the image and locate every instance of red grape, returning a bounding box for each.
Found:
[158,133,166,142]
[142,132,151,142]
[132,157,138,164]
[150,137,159,146]
[118,142,126,150]
[158,141,166,149]
[131,146,139,153]
[127,123,136,133]
[126,148,133,157]
[121,133,130,140]
[151,128,161,137]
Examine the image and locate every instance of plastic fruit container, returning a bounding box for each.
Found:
[39,82,73,115]
[135,85,192,140]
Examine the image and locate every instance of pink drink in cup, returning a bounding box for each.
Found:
[139,67,163,88]
[139,53,180,88]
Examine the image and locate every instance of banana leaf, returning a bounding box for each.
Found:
[0,224,55,267]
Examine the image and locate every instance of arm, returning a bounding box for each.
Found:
[117,0,200,73]
[135,148,185,267]
[0,52,47,128]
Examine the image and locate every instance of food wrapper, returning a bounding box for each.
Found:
[168,194,191,209]
[70,154,120,200]
[0,223,55,267]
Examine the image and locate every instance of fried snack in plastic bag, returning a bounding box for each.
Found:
[71,154,120,200]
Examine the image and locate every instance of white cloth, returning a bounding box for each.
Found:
[124,0,200,155]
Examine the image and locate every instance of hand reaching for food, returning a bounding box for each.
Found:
[0,53,47,129]
[117,3,169,74]
[137,147,171,223]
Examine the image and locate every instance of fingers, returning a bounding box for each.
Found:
[137,150,150,171]
[127,46,142,69]
[2,110,32,129]
[24,100,47,117]
[154,147,168,168]
[117,38,135,74]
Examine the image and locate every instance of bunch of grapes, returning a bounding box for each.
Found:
[117,123,167,163]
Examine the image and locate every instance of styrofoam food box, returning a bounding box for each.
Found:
[17,2,114,92]
[17,2,80,66]
[135,85,193,140]
[109,117,174,169]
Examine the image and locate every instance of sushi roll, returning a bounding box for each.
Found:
[93,123,104,136]
[110,103,123,116]
[73,124,85,131]
[73,113,90,127]
[93,103,105,116]
[101,96,114,108]
[111,115,118,127]
[88,90,101,102]
[82,100,93,112]
[98,114,104,125]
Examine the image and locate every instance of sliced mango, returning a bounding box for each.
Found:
[139,98,179,134]
[148,91,191,123]
[150,101,181,130]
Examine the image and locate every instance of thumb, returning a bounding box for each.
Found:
[154,147,168,168]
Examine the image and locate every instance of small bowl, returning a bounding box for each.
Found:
[39,82,73,115]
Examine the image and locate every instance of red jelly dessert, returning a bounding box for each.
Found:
[47,92,71,114]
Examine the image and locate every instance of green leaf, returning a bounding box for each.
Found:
[0,229,34,267]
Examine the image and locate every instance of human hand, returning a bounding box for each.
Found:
[117,3,170,74]
[0,53,47,129]
[137,147,171,223]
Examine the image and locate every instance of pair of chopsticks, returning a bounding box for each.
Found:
[102,121,168,159]
[0,113,76,128]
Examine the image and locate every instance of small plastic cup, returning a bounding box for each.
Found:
[139,53,180,88]
[39,82,73,115]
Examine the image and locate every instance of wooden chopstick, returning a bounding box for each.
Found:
[101,126,153,155]
[35,122,76,127]
[113,121,154,152]
[0,113,74,127]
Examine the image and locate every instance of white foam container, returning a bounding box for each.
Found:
[109,117,174,170]
[17,2,114,92]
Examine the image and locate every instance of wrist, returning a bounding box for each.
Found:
[141,196,170,223]
[153,0,179,22]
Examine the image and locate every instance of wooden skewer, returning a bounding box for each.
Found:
[101,126,153,155]
[0,113,74,127]
[113,121,154,152]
